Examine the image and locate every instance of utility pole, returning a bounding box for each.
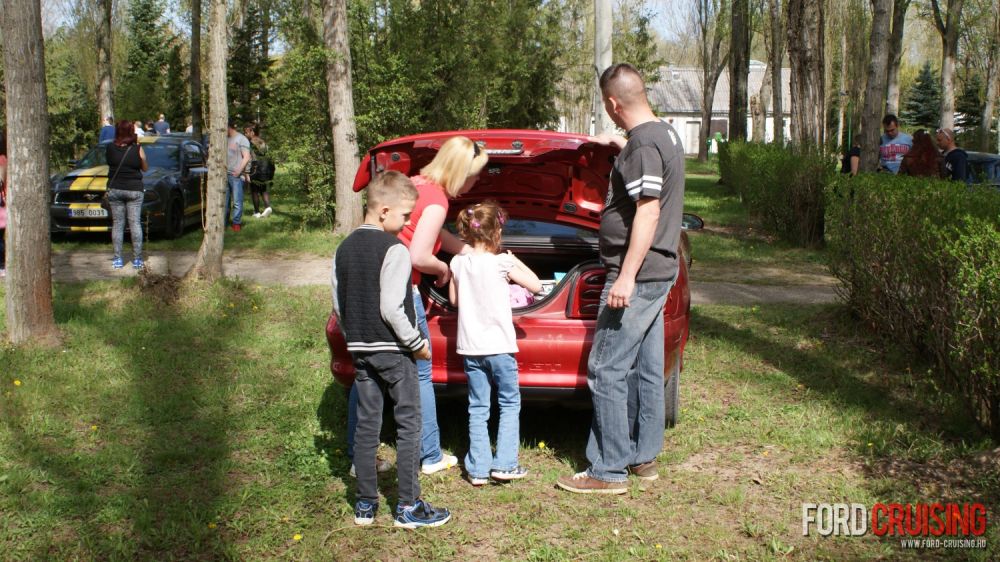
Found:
[594,0,614,135]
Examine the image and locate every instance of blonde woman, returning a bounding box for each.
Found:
[344,136,488,478]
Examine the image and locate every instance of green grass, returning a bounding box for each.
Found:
[2,282,996,560]
[684,174,831,285]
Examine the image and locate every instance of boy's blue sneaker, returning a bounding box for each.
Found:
[132,257,144,270]
[490,466,529,481]
[112,257,124,269]
[394,499,451,529]
[354,499,378,526]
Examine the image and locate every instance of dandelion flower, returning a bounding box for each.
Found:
[91,425,98,431]
[13,380,21,386]
[293,534,302,541]
[207,522,217,529]
[867,442,873,447]
[656,544,662,549]
[538,441,546,450]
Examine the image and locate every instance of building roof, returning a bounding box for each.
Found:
[649,62,792,116]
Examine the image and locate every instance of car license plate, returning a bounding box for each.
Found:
[69,208,108,218]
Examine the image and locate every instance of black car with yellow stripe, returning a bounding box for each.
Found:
[50,135,207,238]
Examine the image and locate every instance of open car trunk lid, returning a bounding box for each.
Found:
[353,129,618,231]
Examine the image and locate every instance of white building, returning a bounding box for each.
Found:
[647,61,792,155]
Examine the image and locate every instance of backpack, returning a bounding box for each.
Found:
[249,157,275,183]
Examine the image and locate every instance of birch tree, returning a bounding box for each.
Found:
[785,0,824,145]
[885,0,910,115]
[96,0,114,123]
[187,0,228,281]
[860,0,892,172]
[695,0,729,161]
[322,0,362,235]
[729,0,750,140]
[1,0,59,345]
[930,0,966,129]
[768,0,783,143]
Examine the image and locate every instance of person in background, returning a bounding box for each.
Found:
[144,121,156,135]
[244,124,274,218]
[99,116,115,144]
[841,139,861,176]
[134,120,145,138]
[450,200,541,487]
[226,121,252,232]
[936,127,970,184]
[184,121,193,134]
[153,114,171,135]
[899,130,942,178]
[878,114,912,174]
[106,120,148,270]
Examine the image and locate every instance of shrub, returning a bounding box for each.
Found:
[719,142,835,247]
[826,174,1000,437]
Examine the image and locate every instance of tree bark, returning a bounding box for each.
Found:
[769,0,783,144]
[860,0,892,172]
[729,0,750,141]
[931,0,966,130]
[593,0,614,135]
[191,0,204,139]
[96,0,114,125]
[322,0,363,235]
[1,0,59,345]
[785,0,825,146]
[979,4,999,151]
[837,31,847,147]
[188,0,228,281]
[751,66,772,142]
[884,0,910,115]
[696,0,729,162]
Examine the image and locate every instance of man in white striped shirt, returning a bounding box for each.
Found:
[558,63,685,495]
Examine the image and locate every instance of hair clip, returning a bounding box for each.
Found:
[498,214,506,226]
[466,208,474,216]
[471,220,481,229]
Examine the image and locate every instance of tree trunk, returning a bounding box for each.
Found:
[729,0,750,141]
[96,0,114,124]
[188,0,228,281]
[751,67,772,142]
[931,0,966,129]
[191,0,204,139]
[593,0,614,135]
[769,0,784,144]
[837,31,847,147]
[696,0,729,161]
[860,0,892,172]
[884,0,910,115]
[322,0,363,235]
[980,5,999,151]
[785,0,825,146]
[1,0,59,345]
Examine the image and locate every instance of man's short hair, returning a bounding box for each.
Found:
[599,63,647,106]
[367,170,417,211]
[882,114,899,127]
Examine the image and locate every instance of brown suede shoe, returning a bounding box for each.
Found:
[627,461,659,481]
[556,472,628,494]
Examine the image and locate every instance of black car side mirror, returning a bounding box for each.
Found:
[681,213,705,231]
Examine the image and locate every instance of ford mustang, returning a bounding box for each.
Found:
[325,130,697,426]
[50,135,207,238]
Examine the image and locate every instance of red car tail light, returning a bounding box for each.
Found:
[567,268,606,319]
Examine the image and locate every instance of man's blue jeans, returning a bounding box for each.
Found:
[346,290,445,465]
[225,174,244,226]
[463,353,520,478]
[585,272,673,482]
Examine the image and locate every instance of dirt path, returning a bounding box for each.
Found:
[52,250,838,306]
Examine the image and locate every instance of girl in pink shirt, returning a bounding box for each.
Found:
[449,201,541,486]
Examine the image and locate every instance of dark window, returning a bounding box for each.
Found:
[145,145,180,170]
[446,219,597,241]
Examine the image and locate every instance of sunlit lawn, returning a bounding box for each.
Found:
[1,279,996,560]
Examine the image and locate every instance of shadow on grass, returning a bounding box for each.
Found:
[1,277,255,559]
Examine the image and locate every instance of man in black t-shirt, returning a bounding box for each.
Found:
[936,127,970,184]
[557,63,684,495]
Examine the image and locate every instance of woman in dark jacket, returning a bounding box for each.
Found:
[106,120,148,269]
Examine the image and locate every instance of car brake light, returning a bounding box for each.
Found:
[568,269,605,319]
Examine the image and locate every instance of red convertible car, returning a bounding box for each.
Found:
[326,130,696,426]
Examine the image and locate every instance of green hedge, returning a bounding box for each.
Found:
[827,174,1000,437]
[719,142,835,247]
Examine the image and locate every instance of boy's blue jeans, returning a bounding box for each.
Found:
[463,353,521,478]
[585,272,673,482]
[346,290,445,465]
[352,351,421,505]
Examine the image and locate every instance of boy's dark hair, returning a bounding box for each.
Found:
[882,114,899,127]
[455,200,507,254]
[367,170,417,211]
